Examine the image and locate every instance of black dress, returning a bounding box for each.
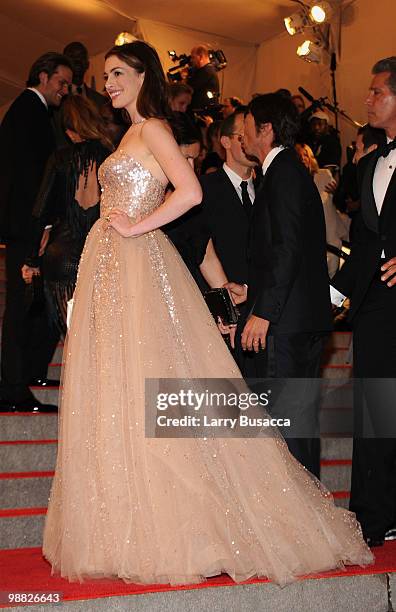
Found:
[25,140,110,334]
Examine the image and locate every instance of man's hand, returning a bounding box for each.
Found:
[241,315,270,352]
[381,257,396,287]
[223,282,247,305]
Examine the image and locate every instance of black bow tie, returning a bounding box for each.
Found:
[379,139,396,158]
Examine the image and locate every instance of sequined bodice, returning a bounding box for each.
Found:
[99,149,166,220]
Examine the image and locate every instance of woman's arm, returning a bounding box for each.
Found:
[108,119,202,237]
[199,239,228,287]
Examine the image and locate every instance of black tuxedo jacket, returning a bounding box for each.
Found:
[332,149,396,318]
[198,168,253,284]
[0,89,55,242]
[247,148,333,335]
[84,85,108,108]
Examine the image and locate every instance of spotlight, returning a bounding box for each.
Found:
[207,91,214,99]
[284,10,308,36]
[114,32,136,46]
[296,40,323,63]
[309,2,332,25]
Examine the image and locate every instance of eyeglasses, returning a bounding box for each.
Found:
[229,133,244,142]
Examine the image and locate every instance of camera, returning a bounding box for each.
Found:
[166,49,227,83]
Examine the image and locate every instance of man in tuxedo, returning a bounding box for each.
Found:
[0,52,72,412]
[196,108,257,371]
[330,57,396,546]
[228,94,333,476]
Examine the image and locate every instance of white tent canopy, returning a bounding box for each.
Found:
[1,0,395,153]
[0,0,297,111]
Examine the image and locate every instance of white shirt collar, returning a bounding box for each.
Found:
[27,87,48,109]
[223,162,255,202]
[262,145,285,176]
[223,162,253,188]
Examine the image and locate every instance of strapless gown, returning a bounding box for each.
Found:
[43,149,373,586]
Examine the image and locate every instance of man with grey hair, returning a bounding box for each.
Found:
[330,56,396,547]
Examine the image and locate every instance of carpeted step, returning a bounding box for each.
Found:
[47,362,62,379]
[321,437,353,460]
[0,513,45,549]
[0,441,57,472]
[0,545,392,612]
[320,462,351,493]
[0,474,52,509]
[0,414,58,442]
[28,386,59,405]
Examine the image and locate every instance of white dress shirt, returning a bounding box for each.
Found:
[223,163,255,203]
[27,87,48,109]
[262,145,285,176]
[373,139,396,214]
[330,139,396,306]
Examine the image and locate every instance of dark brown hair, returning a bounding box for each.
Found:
[105,41,171,120]
[26,52,72,87]
[220,106,247,137]
[248,93,300,148]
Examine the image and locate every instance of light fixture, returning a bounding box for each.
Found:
[114,32,136,46]
[207,91,214,100]
[309,2,332,25]
[284,10,308,36]
[296,40,323,63]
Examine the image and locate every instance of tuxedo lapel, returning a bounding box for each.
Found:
[218,169,251,219]
[361,152,380,233]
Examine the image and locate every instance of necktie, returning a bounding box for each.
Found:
[240,181,252,217]
[379,139,396,158]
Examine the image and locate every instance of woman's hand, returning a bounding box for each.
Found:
[217,317,237,349]
[223,282,247,305]
[106,209,138,237]
[21,264,40,284]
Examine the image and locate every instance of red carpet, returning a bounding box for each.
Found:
[0,543,395,607]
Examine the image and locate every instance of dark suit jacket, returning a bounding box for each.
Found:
[332,149,396,318]
[0,89,55,242]
[198,168,252,284]
[84,84,108,108]
[247,148,333,335]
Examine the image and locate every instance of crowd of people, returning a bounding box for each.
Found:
[0,37,396,586]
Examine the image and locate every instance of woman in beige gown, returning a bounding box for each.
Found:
[43,41,373,586]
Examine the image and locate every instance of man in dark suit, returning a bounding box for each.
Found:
[0,52,72,412]
[187,45,220,111]
[330,57,396,547]
[228,94,333,476]
[52,42,110,148]
[196,108,257,371]
[63,42,107,107]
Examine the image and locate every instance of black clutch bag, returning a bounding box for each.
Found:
[204,288,239,325]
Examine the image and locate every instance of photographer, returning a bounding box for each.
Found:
[188,45,220,111]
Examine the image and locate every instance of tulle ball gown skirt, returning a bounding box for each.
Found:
[42,222,372,586]
[43,151,372,586]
